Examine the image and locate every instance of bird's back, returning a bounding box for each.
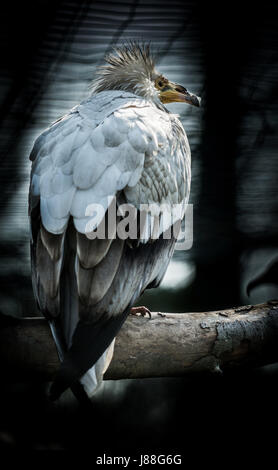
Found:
[29,89,191,399]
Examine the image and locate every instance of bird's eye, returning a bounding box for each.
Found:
[158,81,163,87]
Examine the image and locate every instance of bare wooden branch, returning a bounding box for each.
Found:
[1,302,278,382]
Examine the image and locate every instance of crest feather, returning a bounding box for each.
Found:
[106,42,154,69]
[90,42,157,96]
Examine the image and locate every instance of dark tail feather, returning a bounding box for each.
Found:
[70,382,95,408]
[49,318,94,406]
[49,308,129,401]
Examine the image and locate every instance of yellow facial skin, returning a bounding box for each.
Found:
[155,76,200,106]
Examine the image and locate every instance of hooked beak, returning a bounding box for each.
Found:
[159,82,201,106]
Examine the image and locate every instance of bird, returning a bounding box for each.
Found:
[28,42,200,401]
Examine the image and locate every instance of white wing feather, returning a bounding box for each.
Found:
[30,91,190,240]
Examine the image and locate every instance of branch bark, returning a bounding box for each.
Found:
[1,302,278,382]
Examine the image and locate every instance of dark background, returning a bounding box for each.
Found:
[0,0,278,457]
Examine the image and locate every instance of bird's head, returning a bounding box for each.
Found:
[91,42,201,108]
[154,75,201,107]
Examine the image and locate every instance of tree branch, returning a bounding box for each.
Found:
[1,302,278,382]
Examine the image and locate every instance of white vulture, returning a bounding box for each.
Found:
[28,43,200,401]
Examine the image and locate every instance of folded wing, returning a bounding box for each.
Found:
[29,93,190,398]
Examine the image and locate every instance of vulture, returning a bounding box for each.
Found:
[28,43,200,400]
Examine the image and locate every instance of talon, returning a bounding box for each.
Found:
[130,306,152,319]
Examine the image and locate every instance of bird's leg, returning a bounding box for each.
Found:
[129,306,152,319]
